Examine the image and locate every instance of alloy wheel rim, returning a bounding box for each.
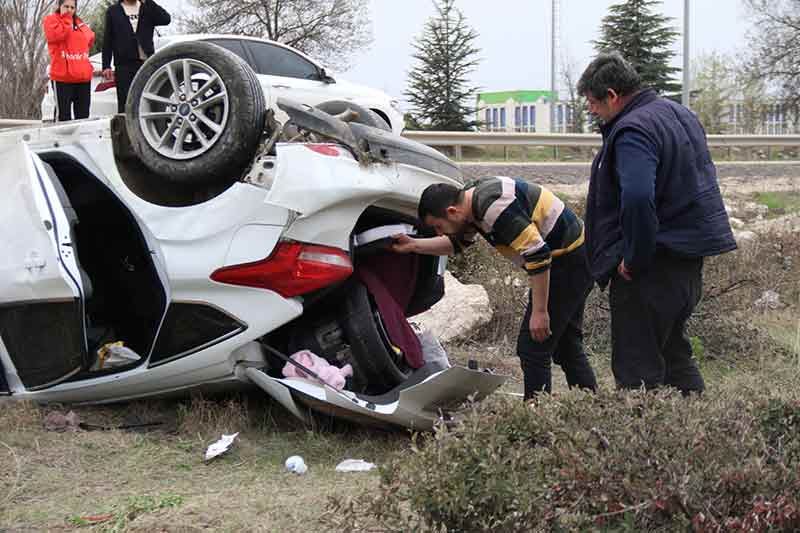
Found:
[138,58,229,160]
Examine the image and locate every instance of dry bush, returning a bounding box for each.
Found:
[176,393,253,438]
[448,238,528,347]
[447,211,798,365]
[688,233,799,363]
[327,387,800,532]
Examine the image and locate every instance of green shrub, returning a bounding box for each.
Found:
[327,389,800,532]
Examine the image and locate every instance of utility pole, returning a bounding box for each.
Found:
[550,0,560,132]
[682,0,690,109]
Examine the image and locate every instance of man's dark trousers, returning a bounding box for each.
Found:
[115,60,144,113]
[609,252,705,394]
[517,244,597,398]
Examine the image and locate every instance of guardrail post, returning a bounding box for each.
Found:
[503,146,508,161]
[454,145,462,160]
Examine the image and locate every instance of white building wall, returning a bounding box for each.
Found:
[477,96,568,132]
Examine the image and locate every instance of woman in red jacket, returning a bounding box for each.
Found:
[44,0,95,121]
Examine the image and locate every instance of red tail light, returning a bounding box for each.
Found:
[95,80,116,92]
[210,242,353,297]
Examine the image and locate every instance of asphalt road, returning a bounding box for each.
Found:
[460,161,800,185]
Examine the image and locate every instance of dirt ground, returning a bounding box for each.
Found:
[1,162,799,532]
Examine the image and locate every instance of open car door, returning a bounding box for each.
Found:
[0,142,89,394]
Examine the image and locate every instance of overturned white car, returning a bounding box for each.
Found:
[0,42,505,430]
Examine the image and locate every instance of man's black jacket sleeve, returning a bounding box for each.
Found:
[614,130,659,272]
[102,8,113,70]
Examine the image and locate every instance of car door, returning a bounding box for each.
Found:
[242,40,330,105]
[0,143,88,394]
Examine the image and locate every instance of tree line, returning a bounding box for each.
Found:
[1,0,798,134]
[410,0,800,134]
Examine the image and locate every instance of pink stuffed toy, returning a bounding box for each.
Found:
[281,350,353,391]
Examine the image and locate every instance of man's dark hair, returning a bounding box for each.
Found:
[577,51,642,101]
[418,183,462,220]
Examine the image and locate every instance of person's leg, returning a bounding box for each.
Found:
[550,248,597,391]
[663,259,705,395]
[54,81,74,122]
[74,82,91,119]
[115,62,142,113]
[610,261,679,390]
[518,246,598,397]
[553,295,597,391]
[517,291,553,397]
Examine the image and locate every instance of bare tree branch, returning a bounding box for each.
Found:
[560,53,587,133]
[0,0,58,119]
[180,0,372,71]
[744,0,800,128]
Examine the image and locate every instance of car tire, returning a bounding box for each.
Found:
[315,100,391,132]
[125,41,266,186]
[340,281,410,392]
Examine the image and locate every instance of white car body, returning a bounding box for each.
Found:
[4,56,504,429]
[41,33,405,134]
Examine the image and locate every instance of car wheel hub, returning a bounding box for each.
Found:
[138,58,229,160]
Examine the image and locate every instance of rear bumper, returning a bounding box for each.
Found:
[244,365,507,430]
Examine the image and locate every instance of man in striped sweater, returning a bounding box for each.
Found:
[393,176,597,398]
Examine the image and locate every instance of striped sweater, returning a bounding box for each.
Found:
[450,176,585,275]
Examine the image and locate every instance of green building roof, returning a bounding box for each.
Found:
[477,90,555,105]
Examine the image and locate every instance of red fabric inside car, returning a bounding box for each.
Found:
[355,252,423,369]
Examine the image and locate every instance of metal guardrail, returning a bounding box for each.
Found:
[402,131,800,159]
[2,119,799,152]
[403,131,603,148]
[0,119,42,130]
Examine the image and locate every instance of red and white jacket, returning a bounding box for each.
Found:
[44,12,95,83]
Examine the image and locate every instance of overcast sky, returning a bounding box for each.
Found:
[161,0,752,107]
[346,0,752,105]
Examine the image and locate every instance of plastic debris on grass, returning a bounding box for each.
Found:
[204,433,239,461]
[285,455,308,474]
[335,459,376,472]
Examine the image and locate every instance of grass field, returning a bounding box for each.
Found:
[2,191,799,532]
[3,345,798,531]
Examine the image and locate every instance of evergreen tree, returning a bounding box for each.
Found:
[692,52,734,134]
[405,0,481,131]
[594,0,680,94]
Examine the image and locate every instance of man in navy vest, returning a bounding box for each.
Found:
[578,52,736,395]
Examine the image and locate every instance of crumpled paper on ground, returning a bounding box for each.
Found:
[335,459,376,472]
[204,433,239,461]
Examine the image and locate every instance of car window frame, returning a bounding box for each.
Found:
[242,40,322,81]
[202,37,255,68]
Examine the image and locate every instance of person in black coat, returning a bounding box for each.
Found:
[578,52,736,395]
[101,0,170,113]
